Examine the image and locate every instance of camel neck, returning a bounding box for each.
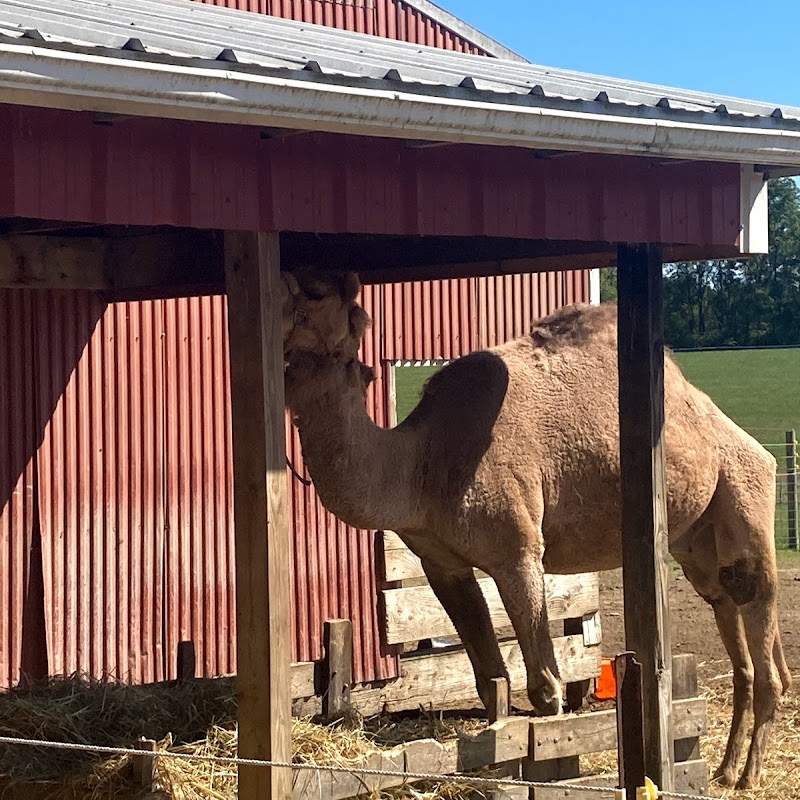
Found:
[291,387,422,532]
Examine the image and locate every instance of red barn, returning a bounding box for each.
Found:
[0,0,593,691]
[1,0,797,792]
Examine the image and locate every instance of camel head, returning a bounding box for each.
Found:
[281,270,371,361]
[284,350,376,415]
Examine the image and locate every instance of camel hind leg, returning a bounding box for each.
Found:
[711,467,789,789]
[675,535,754,788]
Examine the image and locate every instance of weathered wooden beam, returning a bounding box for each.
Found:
[225,231,291,800]
[488,677,510,724]
[133,738,157,791]
[291,717,529,800]
[0,231,225,296]
[359,253,616,284]
[294,636,600,718]
[563,617,591,712]
[529,760,708,800]
[528,698,704,763]
[615,652,645,797]
[672,654,701,762]
[0,235,107,288]
[616,242,673,791]
[381,573,600,644]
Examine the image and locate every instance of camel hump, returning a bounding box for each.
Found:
[529,302,615,352]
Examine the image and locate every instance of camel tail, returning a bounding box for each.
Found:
[774,630,792,693]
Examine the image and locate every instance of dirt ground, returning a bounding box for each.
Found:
[597,556,800,683]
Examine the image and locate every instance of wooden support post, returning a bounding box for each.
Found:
[322,619,353,720]
[616,243,673,791]
[133,738,157,791]
[615,652,645,797]
[488,677,510,724]
[225,231,291,800]
[563,617,590,711]
[672,654,701,762]
[786,430,798,551]
[176,640,196,682]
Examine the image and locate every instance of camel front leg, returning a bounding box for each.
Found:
[420,557,509,711]
[491,552,562,716]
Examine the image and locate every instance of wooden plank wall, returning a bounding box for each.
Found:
[377,531,603,708]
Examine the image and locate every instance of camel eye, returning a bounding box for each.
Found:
[293,309,308,325]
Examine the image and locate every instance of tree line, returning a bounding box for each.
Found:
[600,178,800,348]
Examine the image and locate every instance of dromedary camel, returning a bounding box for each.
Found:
[283,294,790,790]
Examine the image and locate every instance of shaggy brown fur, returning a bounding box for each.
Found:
[284,298,790,790]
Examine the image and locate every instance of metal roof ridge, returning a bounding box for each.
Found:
[395,0,527,62]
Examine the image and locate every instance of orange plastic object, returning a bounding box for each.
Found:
[594,657,617,700]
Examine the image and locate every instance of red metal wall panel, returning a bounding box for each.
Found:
[0,106,744,249]
[0,289,396,686]
[190,0,486,53]
[0,291,37,688]
[380,272,592,361]
[34,294,166,683]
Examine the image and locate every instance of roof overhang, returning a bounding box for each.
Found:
[3,42,800,169]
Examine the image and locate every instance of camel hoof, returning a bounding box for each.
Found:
[736,774,759,791]
[712,766,736,789]
[529,686,562,717]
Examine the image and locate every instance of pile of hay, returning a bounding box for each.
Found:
[0,677,495,800]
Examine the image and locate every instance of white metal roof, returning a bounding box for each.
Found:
[1,0,799,166]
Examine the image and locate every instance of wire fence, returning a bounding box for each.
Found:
[759,430,798,551]
[0,733,720,800]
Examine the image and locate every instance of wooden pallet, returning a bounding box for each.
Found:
[377,531,603,711]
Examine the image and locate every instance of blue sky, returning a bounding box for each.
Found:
[445,1,799,107]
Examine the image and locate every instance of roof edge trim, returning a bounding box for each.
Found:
[2,43,800,167]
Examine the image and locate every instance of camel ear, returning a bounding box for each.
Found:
[349,305,371,342]
[359,362,376,386]
[281,271,301,297]
[341,272,361,303]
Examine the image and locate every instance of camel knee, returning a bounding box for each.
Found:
[733,665,754,701]
[752,672,782,722]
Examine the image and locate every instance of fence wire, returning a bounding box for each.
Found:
[0,733,721,800]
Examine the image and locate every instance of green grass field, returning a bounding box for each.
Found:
[396,349,800,435]
[394,347,799,547]
[671,348,800,444]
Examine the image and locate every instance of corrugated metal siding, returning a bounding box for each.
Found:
[35,294,166,682]
[0,273,590,688]
[381,272,592,360]
[190,0,486,53]
[0,291,36,688]
[0,106,744,249]
[0,289,396,686]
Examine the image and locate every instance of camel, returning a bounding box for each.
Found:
[283,295,791,790]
